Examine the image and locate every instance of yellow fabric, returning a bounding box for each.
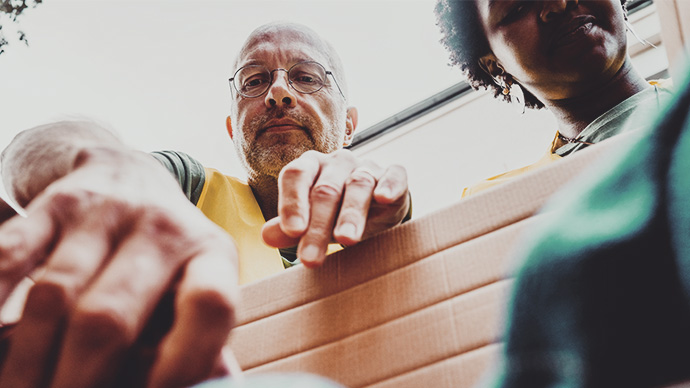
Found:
[196,168,284,284]
[462,80,672,198]
[461,134,563,197]
[196,168,343,284]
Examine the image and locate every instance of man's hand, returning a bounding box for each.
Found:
[261,149,410,268]
[0,198,16,225]
[0,142,239,387]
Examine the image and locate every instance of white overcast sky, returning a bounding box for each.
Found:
[0,0,464,202]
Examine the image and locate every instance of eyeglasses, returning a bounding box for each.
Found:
[229,61,345,99]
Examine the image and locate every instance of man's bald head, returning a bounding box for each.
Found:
[233,22,348,100]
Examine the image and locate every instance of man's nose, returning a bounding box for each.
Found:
[265,70,296,108]
[540,0,578,23]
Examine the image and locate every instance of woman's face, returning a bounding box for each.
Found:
[476,0,628,101]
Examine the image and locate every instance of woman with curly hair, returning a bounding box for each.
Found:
[435,0,673,196]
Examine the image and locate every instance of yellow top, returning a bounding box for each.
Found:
[196,168,343,284]
[462,80,672,198]
[196,168,284,284]
[461,136,563,197]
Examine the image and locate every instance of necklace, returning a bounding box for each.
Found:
[557,133,595,146]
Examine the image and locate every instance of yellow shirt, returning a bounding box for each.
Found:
[196,168,285,284]
[197,168,342,284]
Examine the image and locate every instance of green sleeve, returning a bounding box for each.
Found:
[150,151,206,206]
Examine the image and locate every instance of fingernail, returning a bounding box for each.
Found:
[299,244,320,264]
[286,215,305,231]
[338,223,357,240]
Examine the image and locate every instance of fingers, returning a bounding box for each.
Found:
[373,164,408,204]
[274,150,409,268]
[332,167,378,246]
[295,152,356,267]
[0,198,17,225]
[48,217,191,388]
[0,205,56,305]
[261,217,299,249]
[277,152,321,237]
[147,249,238,388]
[0,226,110,388]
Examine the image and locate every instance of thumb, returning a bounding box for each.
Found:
[261,217,300,248]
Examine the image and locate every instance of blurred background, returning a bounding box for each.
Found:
[0,0,671,216]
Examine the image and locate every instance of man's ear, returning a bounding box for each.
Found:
[478,53,505,79]
[343,107,358,147]
[226,116,234,140]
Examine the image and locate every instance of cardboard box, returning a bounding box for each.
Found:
[229,134,635,388]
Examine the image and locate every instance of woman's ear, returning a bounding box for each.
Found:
[478,53,505,78]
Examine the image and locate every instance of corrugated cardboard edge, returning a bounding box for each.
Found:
[236,134,631,326]
[245,281,512,388]
[364,343,502,388]
[229,216,539,370]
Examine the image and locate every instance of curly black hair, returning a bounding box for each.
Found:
[435,0,628,110]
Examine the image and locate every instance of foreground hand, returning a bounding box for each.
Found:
[261,149,410,268]
[0,198,16,225]
[0,148,239,388]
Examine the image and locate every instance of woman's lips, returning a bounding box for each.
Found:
[550,16,596,51]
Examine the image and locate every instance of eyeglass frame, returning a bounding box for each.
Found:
[228,60,345,100]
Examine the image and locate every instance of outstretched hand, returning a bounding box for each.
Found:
[261,149,410,268]
[0,148,239,388]
[0,198,16,226]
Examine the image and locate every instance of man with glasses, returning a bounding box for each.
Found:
[154,22,410,283]
[0,22,408,387]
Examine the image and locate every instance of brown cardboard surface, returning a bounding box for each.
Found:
[365,343,501,388]
[235,134,624,327]
[229,216,539,370]
[231,134,633,387]
[245,281,511,388]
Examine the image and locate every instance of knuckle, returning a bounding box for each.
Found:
[46,190,91,221]
[46,189,133,230]
[70,305,133,350]
[136,208,185,241]
[347,171,377,187]
[279,162,308,181]
[310,182,342,201]
[385,164,408,181]
[0,231,32,278]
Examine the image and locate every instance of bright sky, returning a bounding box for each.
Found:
[0,0,465,203]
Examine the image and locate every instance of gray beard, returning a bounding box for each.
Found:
[235,109,343,179]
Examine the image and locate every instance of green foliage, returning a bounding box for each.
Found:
[0,0,42,55]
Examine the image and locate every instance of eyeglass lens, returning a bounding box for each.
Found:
[233,62,327,97]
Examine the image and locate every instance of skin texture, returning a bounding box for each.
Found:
[474,0,650,138]
[0,122,239,388]
[227,23,410,267]
[0,22,410,387]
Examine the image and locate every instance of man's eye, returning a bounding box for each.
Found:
[243,76,268,89]
[292,73,321,84]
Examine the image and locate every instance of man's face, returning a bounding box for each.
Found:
[477,0,627,101]
[229,27,351,180]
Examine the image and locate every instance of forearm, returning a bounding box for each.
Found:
[2,121,129,207]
